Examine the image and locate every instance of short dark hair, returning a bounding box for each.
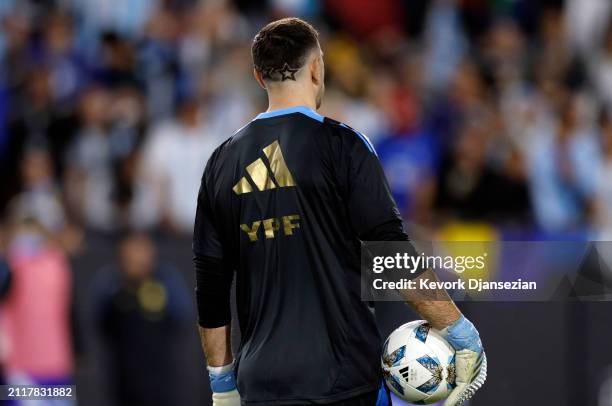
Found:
[251,18,319,81]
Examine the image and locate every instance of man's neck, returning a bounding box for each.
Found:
[266,91,316,112]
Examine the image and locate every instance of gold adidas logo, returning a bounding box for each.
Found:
[233,140,296,195]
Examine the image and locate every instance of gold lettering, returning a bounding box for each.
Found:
[262,218,280,239]
[282,215,300,236]
[240,221,261,242]
[241,214,301,242]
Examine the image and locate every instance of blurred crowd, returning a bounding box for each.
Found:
[2,0,612,239]
[2,0,612,404]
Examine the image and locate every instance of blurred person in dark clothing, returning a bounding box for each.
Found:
[434,121,531,224]
[95,32,140,89]
[106,86,148,226]
[2,67,78,215]
[93,231,191,406]
[427,60,494,152]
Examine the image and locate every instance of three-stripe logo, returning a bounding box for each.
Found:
[233,140,296,195]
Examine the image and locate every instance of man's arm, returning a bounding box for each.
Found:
[194,258,241,406]
[339,131,486,405]
[363,221,485,405]
[194,255,240,406]
[406,280,461,330]
[368,228,486,405]
[194,255,233,368]
[362,222,461,328]
[193,158,241,406]
[199,325,232,367]
[362,221,462,330]
[199,324,240,405]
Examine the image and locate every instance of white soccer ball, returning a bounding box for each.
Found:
[381,320,456,404]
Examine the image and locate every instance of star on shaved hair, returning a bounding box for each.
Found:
[278,63,299,81]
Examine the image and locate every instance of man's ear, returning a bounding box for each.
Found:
[310,55,322,86]
[254,68,267,89]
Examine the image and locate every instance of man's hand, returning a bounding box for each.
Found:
[208,361,241,406]
[439,316,487,406]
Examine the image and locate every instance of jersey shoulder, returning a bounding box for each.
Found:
[208,119,253,160]
[202,135,234,178]
[323,117,377,155]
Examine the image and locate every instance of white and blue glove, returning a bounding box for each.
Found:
[439,316,487,406]
[208,361,241,406]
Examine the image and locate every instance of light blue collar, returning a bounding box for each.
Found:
[255,106,324,122]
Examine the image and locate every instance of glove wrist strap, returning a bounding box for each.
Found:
[208,361,237,393]
[440,315,482,353]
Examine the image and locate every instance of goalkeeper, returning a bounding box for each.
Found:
[193,17,486,406]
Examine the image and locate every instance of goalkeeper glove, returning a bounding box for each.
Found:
[440,316,487,406]
[208,361,241,406]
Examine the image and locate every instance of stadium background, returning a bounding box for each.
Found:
[1,0,612,405]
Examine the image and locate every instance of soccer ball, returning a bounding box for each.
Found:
[382,320,456,404]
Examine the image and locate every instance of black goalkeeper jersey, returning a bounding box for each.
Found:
[193,106,403,404]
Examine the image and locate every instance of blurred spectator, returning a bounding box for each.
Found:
[94,31,139,89]
[595,111,612,239]
[320,37,388,139]
[72,0,160,41]
[11,148,67,233]
[423,0,467,92]
[65,85,146,232]
[130,98,218,233]
[536,7,575,85]
[137,7,182,121]
[201,45,257,138]
[373,62,438,223]
[65,87,115,231]
[2,0,612,404]
[434,121,530,225]
[565,0,611,58]
[270,0,319,18]
[106,86,148,224]
[325,0,404,38]
[0,215,76,406]
[2,67,78,214]
[524,93,601,233]
[92,231,191,406]
[12,146,83,255]
[377,128,438,224]
[0,6,33,90]
[427,59,493,151]
[39,12,87,106]
[590,23,612,107]
[0,0,607,238]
